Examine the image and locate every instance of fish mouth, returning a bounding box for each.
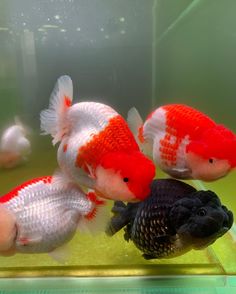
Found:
[192,226,230,249]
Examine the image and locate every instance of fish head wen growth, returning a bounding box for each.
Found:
[169,190,233,250]
[94,151,156,202]
[186,125,236,181]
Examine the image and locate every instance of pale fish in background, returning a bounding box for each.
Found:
[0,117,31,168]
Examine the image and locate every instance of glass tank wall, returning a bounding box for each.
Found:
[0,0,235,283]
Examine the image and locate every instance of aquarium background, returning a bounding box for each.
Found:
[0,0,235,278]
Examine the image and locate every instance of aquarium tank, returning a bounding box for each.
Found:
[0,0,236,293]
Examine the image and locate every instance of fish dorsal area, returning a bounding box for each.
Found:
[66,103,139,170]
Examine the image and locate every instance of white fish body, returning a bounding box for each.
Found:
[57,101,119,188]
[40,76,118,189]
[0,176,94,254]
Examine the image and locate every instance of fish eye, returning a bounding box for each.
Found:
[197,208,207,216]
[209,158,214,164]
[123,177,129,182]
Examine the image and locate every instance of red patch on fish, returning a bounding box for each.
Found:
[146,110,155,121]
[87,191,105,206]
[18,237,29,246]
[63,144,68,152]
[76,115,139,170]
[85,191,105,220]
[0,176,52,203]
[64,96,71,107]
[138,126,145,143]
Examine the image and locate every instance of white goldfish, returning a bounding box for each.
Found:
[0,118,31,168]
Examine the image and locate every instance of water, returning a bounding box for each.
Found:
[0,0,235,283]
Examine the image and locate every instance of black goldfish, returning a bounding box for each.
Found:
[107,179,233,259]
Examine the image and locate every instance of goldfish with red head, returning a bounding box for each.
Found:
[128,104,236,181]
[40,76,155,202]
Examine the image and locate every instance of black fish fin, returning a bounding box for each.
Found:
[124,224,132,241]
[111,201,127,214]
[106,202,131,236]
[142,253,156,260]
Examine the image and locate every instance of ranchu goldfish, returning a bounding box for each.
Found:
[40,76,155,202]
[107,179,233,259]
[0,118,31,168]
[0,175,105,258]
[128,104,236,181]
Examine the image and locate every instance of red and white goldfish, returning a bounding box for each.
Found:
[128,104,236,181]
[0,175,105,258]
[0,118,31,168]
[40,76,155,202]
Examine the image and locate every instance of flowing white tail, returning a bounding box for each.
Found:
[40,75,73,145]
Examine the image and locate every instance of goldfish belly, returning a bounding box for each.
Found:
[14,208,80,253]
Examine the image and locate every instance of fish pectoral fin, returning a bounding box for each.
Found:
[76,171,96,189]
[106,206,131,237]
[142,253,156,260]
[85,164,96,180]
[123,224,132,241]
[78,203,110,235]
[106,215,126,236]
[48,244,70,264]
[111,201,127,214]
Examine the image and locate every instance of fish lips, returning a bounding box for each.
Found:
[191,226,230,250]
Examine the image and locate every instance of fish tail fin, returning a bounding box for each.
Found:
[52,169,72,188]
[40,75,73,145]
[106,201,131,236]
[48,243,71,264]
[77,191,109,235]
